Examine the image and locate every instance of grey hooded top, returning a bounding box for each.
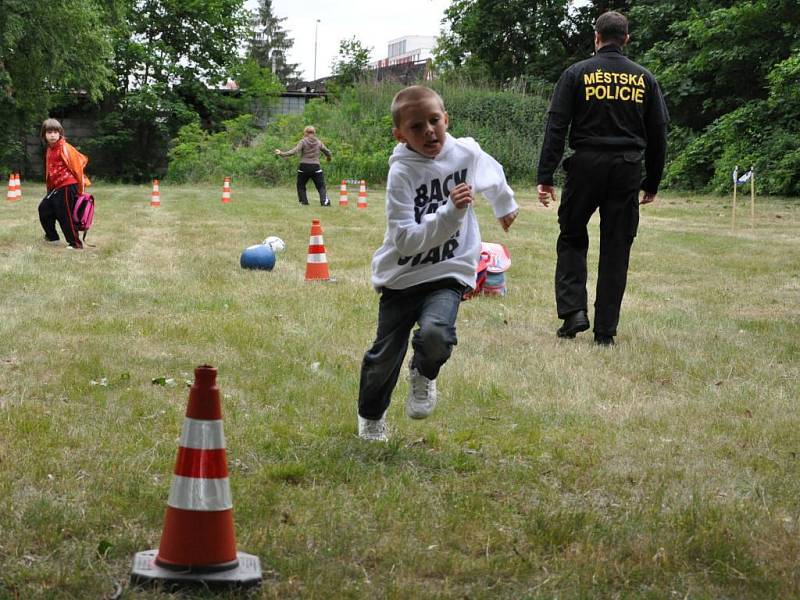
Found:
[278,136,332,164]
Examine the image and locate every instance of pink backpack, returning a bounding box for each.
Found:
[72,193,95,241]
[463,242,512,300]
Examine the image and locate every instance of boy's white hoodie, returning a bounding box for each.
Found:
[371,133,518,291]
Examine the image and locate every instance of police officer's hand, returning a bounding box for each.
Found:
[640,191,657,205]
[498,209,518,232]
[538,184,557,207]
[450,183,473,209]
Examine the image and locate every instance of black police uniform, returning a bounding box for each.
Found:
[537,44,669,338]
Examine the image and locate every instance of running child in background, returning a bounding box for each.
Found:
[357,86,519,442]
[275,125,333,206]
[38,118,90,249]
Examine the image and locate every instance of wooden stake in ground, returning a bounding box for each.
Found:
[732,165,738,230]
[750,165,755,227]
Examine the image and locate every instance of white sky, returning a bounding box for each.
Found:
[245,0,452,80]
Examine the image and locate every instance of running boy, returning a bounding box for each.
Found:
[358,86,519,442]
[38,118,90,249]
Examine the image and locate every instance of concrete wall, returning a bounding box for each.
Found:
[25,117,98,179]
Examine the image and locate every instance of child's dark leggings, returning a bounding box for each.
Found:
[38,184,81,248]
[358,278,464,420]
[296,163,329,205]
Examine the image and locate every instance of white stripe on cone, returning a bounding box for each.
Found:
[167,475,233,511]
[179,418,226,449]
[309,235,324,245]
[307,253,327,263]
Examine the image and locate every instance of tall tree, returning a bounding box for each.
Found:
[113,0,250,90]
[0,0,114,171]
[86,0,254,181]
[642,0,800,194]
[331,37,372,88]
[435,0,621,85]
[640,0,799,130]
[247,0,300,86]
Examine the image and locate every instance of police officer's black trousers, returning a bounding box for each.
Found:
[555,150,641,337]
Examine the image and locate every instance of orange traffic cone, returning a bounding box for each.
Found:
[7,173,21,202]
[304,218,330,281]
[221,177,232,204]
[131,365,262,588]
[339,180,348,207]
[150,179,161,207]
[14,173,22,200]
[357,180,368,209]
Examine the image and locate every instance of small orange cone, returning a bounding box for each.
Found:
[339,180,348,207]
[150,179,161,207]
[131,365,262,588]
[6,173,21,202]
[13,173,22,201]
[221,177,232,204]
[304,218,330,281]
[357,179,368,209]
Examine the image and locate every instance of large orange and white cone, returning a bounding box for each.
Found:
[130,365,261,588]
[150,179,161,207]
[339,180,348,207]
[304,219,330,281]
[357,180,368,209]
[221,177,232,204]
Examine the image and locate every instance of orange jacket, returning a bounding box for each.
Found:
[46,140,91,194]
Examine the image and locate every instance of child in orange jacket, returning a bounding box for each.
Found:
[38,118,91,249]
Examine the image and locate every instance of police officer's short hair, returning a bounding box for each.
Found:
[595,11,628,46]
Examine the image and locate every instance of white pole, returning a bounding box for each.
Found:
[750,165,755,227]
[313,19,320,81]
[732,165,738,230]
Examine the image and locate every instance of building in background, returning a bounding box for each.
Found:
[367,35,437,85]
[371,35,437,69]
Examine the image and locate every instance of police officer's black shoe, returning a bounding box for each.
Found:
[556,310,590,338]
[594,334,615,346]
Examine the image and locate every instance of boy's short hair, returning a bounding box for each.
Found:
[595,11,628,46]
[40,118,64,141]
[391,86,445,127]
[304,125,316,136]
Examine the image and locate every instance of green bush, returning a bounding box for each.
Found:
[165,81,552,187]
[666,100,800,196]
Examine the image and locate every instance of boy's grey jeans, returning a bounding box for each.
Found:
[358,279,464,421]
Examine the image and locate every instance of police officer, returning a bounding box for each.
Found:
[537,11,669,346]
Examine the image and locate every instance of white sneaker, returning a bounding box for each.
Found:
[406,364,437,419]
[358,414,388,442]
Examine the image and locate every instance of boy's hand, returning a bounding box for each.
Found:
[538,184,557,207]
[450,183,473,209]
[498,209,518,232]
[274,149,282,156]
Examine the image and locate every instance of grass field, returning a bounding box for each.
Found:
[1,182,798,599]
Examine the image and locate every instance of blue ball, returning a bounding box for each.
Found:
[240,244,276,271]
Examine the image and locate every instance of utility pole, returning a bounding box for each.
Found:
[313,19,320,80]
